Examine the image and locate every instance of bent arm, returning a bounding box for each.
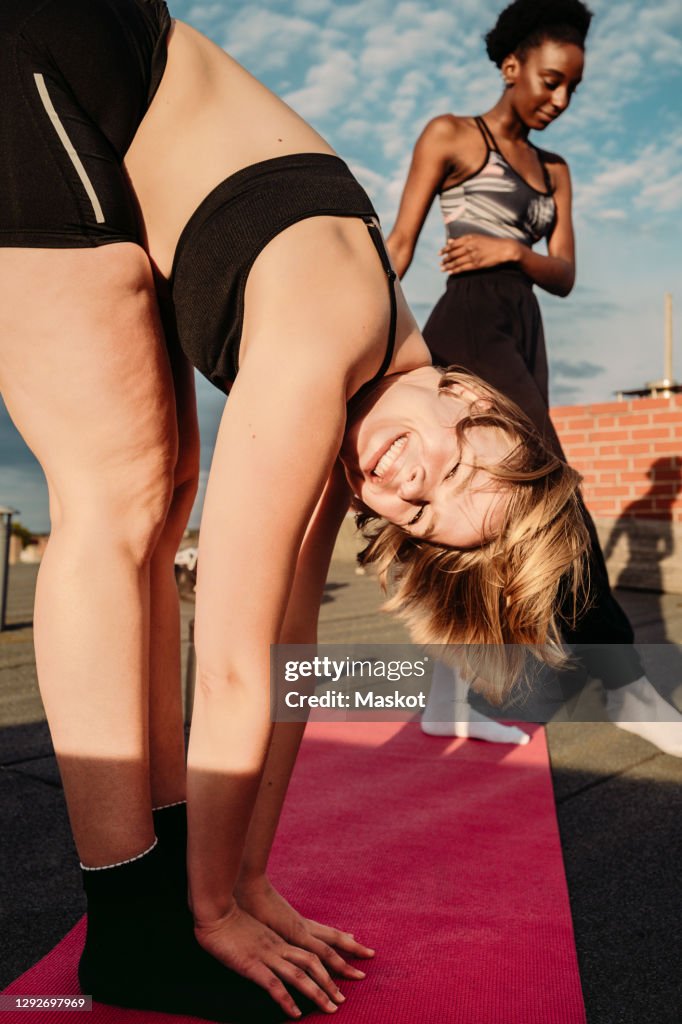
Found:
[386,117,454,278]
[514,160,576,296]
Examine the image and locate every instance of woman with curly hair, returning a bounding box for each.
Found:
[385,0,682,752]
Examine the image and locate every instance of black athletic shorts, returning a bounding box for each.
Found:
[0,0,171,248]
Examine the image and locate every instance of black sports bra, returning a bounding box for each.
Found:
[170,153,397,401]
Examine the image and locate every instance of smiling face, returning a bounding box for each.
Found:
[340,367,517,548]
[503,39,584,130]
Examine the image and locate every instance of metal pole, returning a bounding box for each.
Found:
[664,292,673,383]
[0,507,17,632]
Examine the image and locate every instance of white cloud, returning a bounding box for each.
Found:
[360,8,460,76]
[559,0,682,134]
[185,3,232,29]
[336,117,374,142]
[327,0,391,30]
[396,69,432,100]
[284,50,358,118]
[638,172,682,213]
[639,1,682,66]
[594,209,628,221]
[290,0,332,15]
[574,138,682,221]
[222,8,319,70]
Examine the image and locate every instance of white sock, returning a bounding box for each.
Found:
[422,661,530,746]
[606,676,682,757]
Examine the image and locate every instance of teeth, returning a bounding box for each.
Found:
[373,435,407,478]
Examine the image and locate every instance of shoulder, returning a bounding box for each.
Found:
[418,114,472,146]
[533,146,568,169]
[422,113,462,138]
[533,146,571,190]
[414,115,478,172]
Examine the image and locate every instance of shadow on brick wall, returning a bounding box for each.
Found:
[602,457,682,594]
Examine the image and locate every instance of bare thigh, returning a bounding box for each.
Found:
[0,244,177,528]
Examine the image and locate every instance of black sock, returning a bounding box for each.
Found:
[152,800,187,845]
[152,801,188,901]
[79,840,317,1022]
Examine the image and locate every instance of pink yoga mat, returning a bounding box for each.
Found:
[3,722,585,1024]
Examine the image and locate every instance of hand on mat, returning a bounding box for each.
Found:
[194,900,346,1017]
[440,234,520,274]
[236,875,374,979]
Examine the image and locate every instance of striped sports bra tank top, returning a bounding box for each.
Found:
[439,117,556,247]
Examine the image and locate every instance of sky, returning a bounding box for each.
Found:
[1,0,680,531]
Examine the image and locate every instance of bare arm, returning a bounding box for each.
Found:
[515,158,576,296]
[185,219,392,1015]
[386,117,455,278]
[187,359,348,1016]
[187,376,346,905]
[234,463,374,974]
[236,462,351,878]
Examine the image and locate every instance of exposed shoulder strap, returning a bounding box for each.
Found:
[529,143,555,194]
[475,116,499,153]
[346,218,398,411]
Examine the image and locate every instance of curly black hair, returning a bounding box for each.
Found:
[485,0,593,67]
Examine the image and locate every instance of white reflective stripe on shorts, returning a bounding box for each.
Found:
[33,72,105,224]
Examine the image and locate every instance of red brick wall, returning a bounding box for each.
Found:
[551,395,682,523]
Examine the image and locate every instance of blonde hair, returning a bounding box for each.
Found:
[356,368,590,705]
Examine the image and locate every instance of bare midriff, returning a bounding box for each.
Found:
[124,20,336,279]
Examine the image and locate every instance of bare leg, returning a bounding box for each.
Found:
[148,345,200,806]
[0,244,176,866]
[1,248,309,1021]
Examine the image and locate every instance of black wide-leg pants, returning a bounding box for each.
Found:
[423,268,643,694]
